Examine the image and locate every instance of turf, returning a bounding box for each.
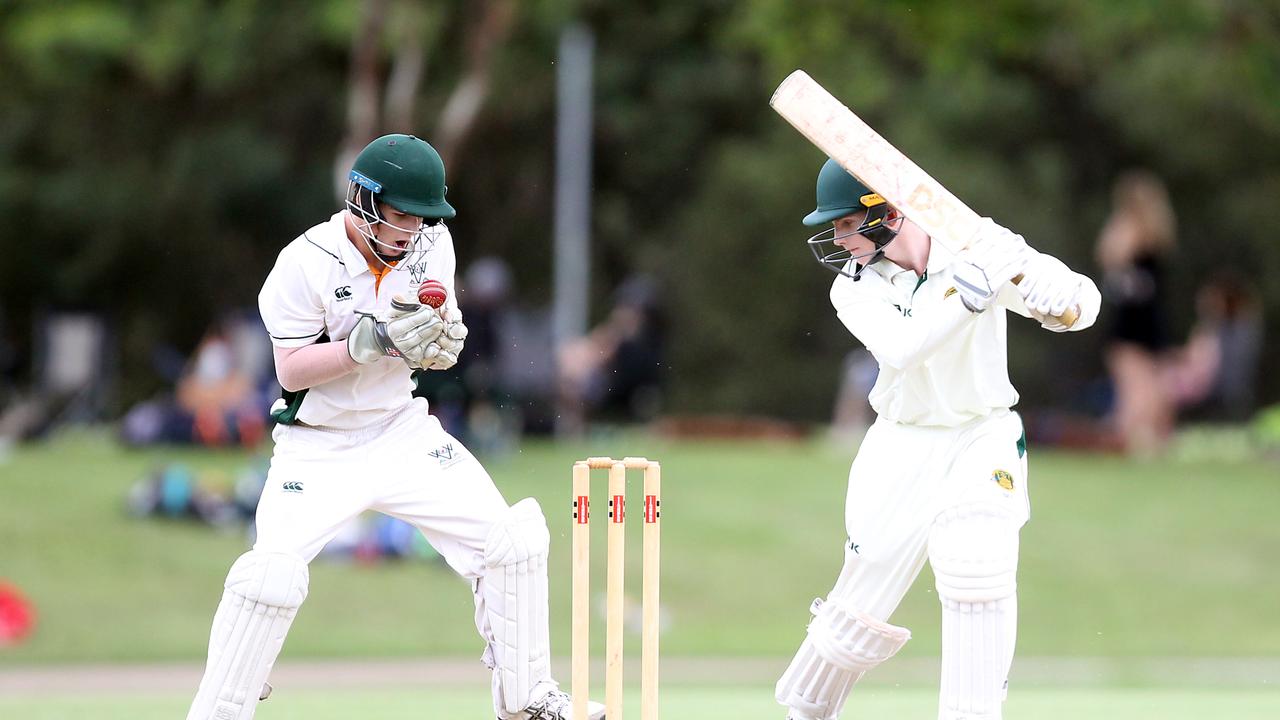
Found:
[2,429,1279,667]
[1,686,1278,719]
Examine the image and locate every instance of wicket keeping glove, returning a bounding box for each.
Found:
[419,309,468,371]
[347,296,445,366]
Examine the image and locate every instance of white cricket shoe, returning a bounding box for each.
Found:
[499,688,605,720]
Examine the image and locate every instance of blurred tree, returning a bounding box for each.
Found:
[1,0,1277,421]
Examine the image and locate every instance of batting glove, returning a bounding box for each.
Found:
[1017,252,1082,319]
[953,220,1031,313]
[347,296,445,366]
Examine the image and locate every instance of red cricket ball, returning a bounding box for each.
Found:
[417,280,448,309]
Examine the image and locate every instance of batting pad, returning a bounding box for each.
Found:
[482,498,552,714]
[775,597,911,720]
[929,504,1020,603]
[187,550,309,720]
[929,504,1021,720]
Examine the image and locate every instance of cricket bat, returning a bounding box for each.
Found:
[770,70,1078,327]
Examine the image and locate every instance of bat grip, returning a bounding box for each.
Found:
[1010,274,1079,328]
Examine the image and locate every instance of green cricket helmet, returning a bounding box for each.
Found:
[803,158,899,280]
[346,134,454,266]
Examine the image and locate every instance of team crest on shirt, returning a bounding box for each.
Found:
[428,442,465,468]
[406,259,430,284]
[991,469,1015,491]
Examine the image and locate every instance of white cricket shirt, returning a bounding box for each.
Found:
[258,211,459,429]
[830,243,1032,427]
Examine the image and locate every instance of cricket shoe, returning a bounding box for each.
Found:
[499,688,605,720]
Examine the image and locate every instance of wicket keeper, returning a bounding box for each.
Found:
[186,134,602,720]
[775,159,1102,720]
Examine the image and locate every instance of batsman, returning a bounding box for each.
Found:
[775,159,1101,720]
[186,134,603,720]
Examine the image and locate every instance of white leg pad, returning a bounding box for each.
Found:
[482,498,553,715]
[187,551,308,720]
[776,597,911,720]
[929,505,1020,720]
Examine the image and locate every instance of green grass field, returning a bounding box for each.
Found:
[2,430,1278,717]
[3,686,1280,720]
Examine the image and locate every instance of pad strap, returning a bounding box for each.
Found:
[776,597,911,720]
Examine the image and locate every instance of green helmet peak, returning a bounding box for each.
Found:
[802,158,885,226]
[350,134,455,219]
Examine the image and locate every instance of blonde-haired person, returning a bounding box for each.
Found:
[1095,170,1177,455]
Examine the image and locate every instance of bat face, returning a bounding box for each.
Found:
[769,70,981,253]
[771,70,1080,327]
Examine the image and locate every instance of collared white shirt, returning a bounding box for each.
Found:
[258,211,459,429]
[830,243,1032,427]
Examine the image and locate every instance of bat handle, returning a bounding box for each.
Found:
[1010,274,1079,328]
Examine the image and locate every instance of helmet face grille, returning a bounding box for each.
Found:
[345,179,442,270]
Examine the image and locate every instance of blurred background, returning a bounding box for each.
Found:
[1,1,1278,718]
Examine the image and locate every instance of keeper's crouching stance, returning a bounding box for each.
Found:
[187,135,602,720]
[776,159,1101,720]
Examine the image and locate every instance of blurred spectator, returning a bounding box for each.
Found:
[828,349,878,442]
[121,313,274,447]
[457,257,523,452]
[1165,271,1263,422]
[413,256,525,451]
[557,274,666,435]
[1096,170,1177,455]
[0,309,110,444]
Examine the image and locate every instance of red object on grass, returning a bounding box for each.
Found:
[0,582,35,645]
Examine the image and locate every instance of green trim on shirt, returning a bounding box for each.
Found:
[912,271,928,297]
[269,334,330,426]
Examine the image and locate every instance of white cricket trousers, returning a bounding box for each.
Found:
[188,399,514,720]
[831,409,1029,617]
[256,398,508,573]
[835,409,1029,720]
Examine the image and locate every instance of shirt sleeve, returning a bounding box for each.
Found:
[258,244,326,347]
[831,273,977,371]
[436,227,463,322]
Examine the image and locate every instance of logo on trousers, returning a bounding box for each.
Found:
[282,481,304,493]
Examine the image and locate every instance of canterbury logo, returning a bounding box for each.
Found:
[334,286,353,300]
[282,481,304,493]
